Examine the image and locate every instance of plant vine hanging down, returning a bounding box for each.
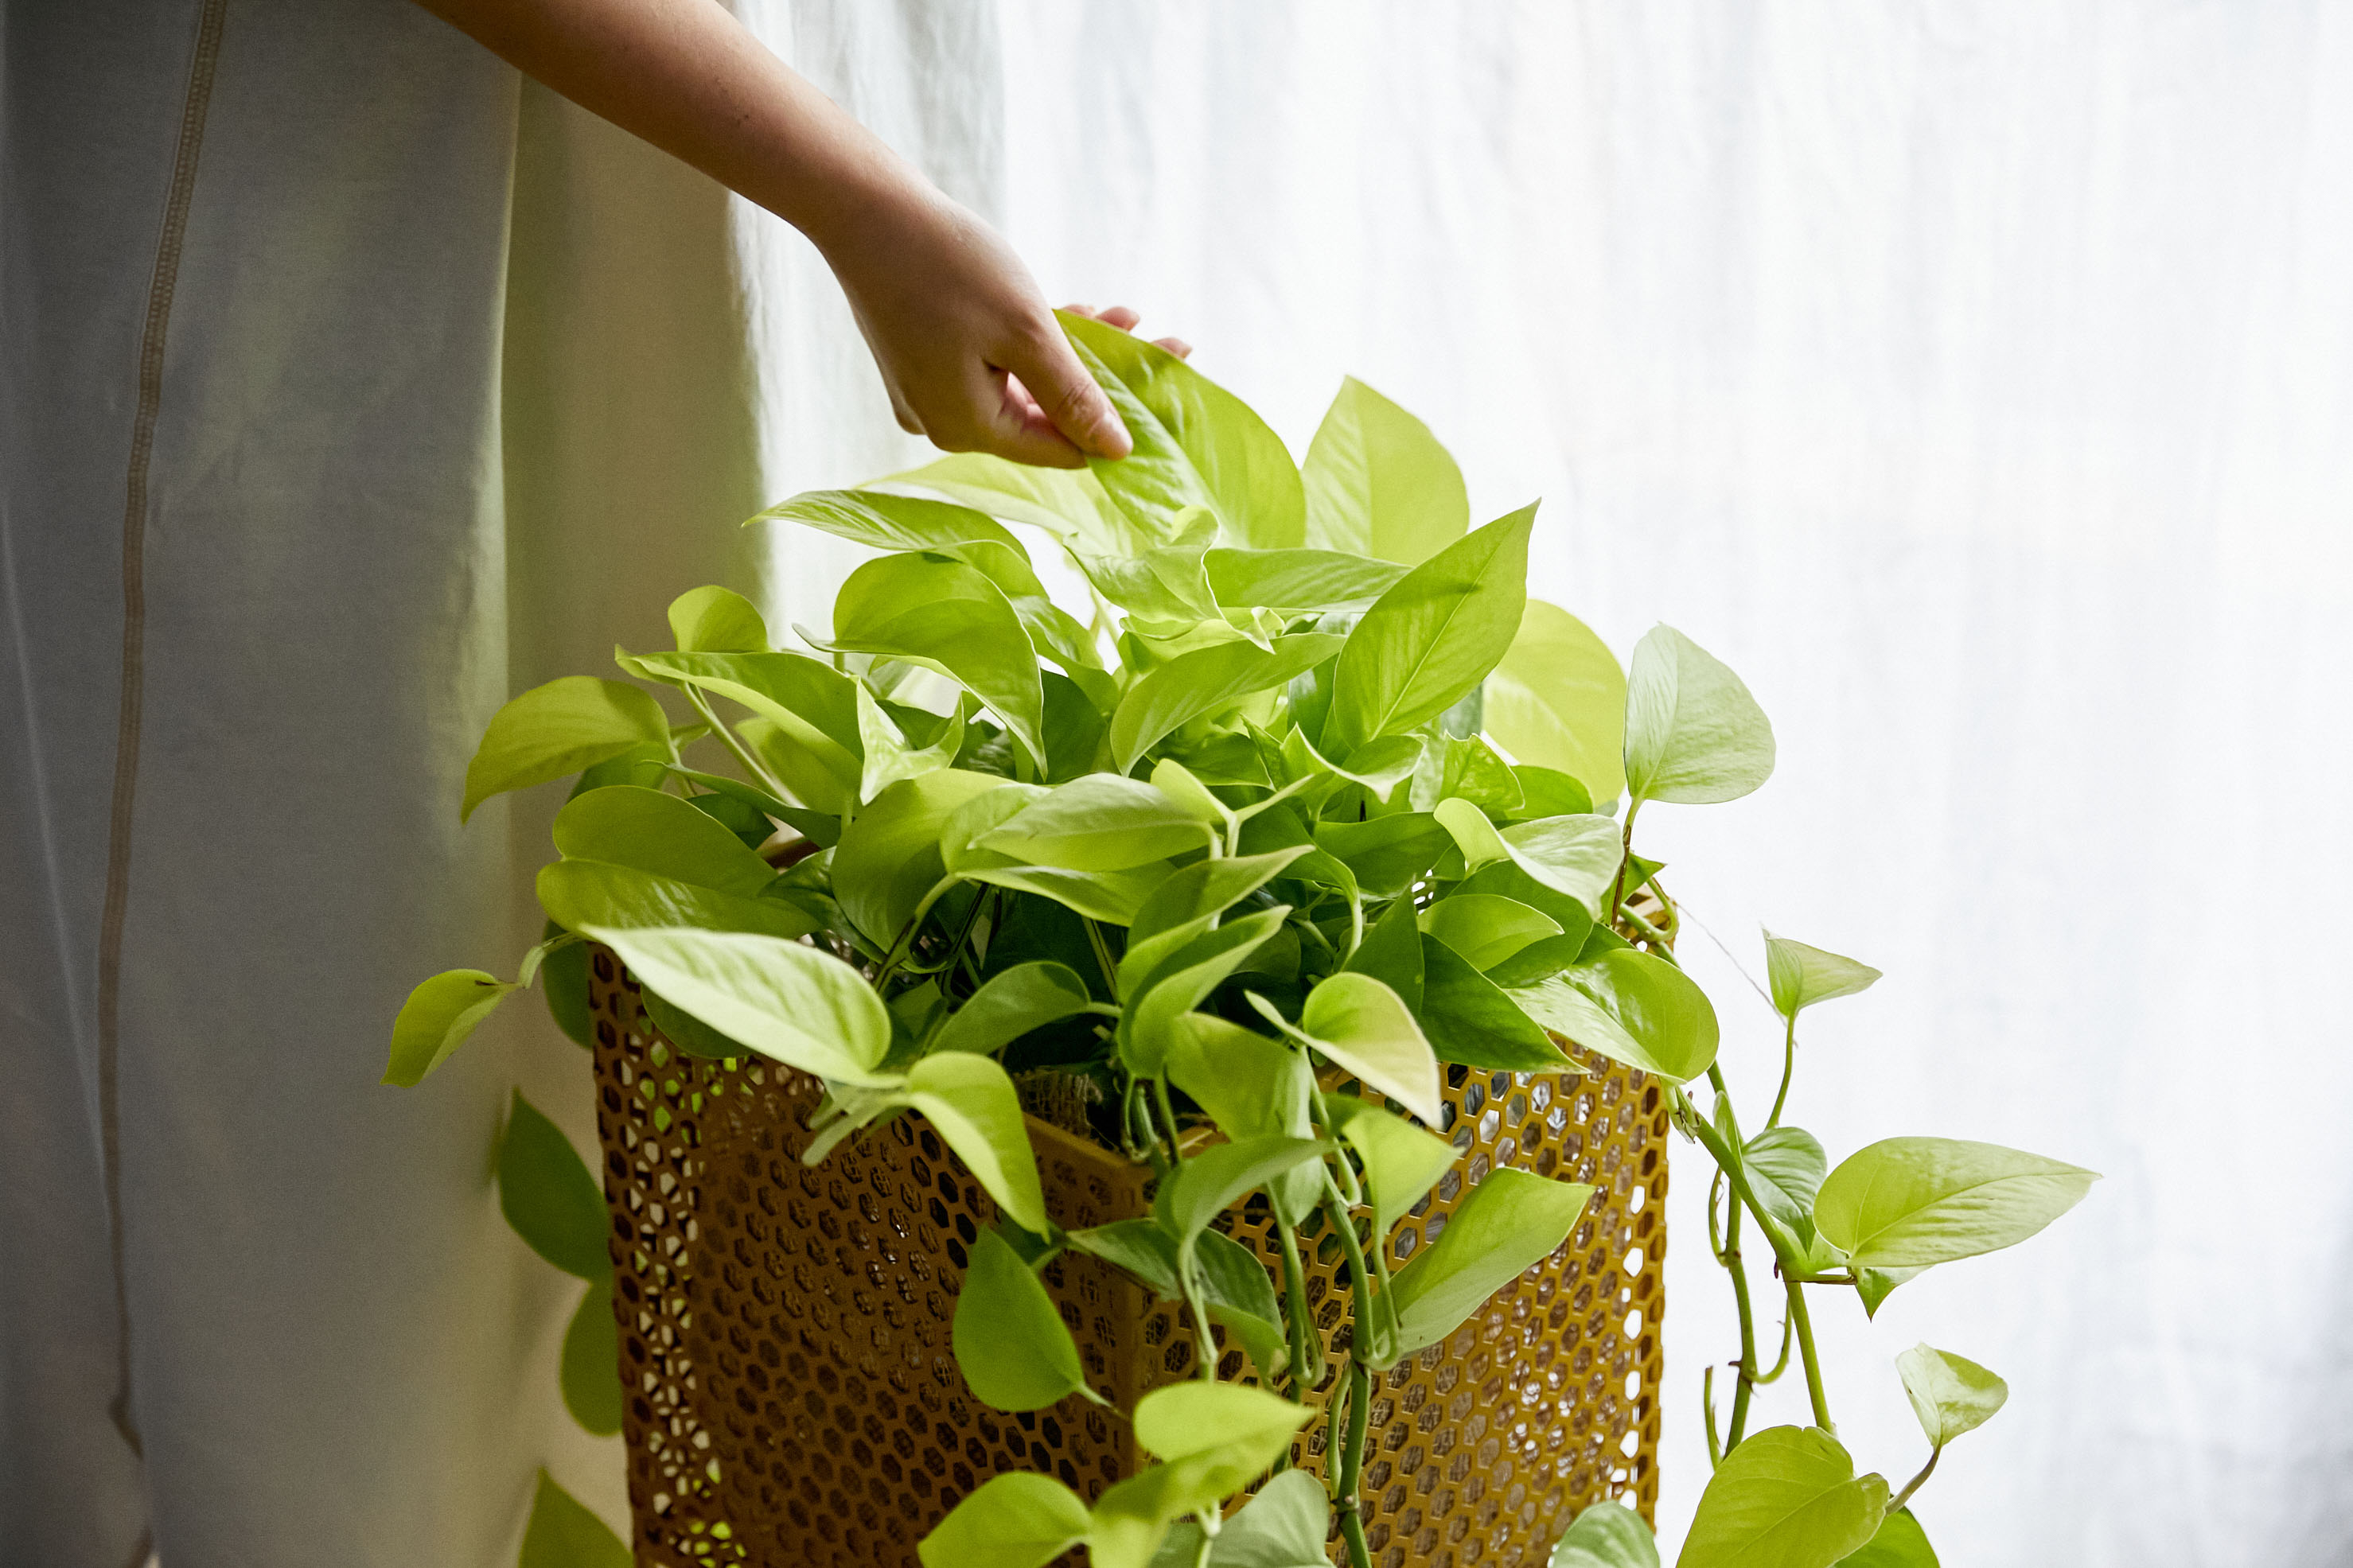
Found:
[388,313,2095,1568]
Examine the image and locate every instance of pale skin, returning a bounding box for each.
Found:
[413,0,1190,469]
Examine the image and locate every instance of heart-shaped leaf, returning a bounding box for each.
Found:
[1815,1138,2098,1269]
[953,1227,1091,1411]
[1552,1501,1660,1568]
[1388,1167,1592,1357]
[1764,932,1882,1019]
[929,961,1097,1057]
[1623,624,1774,807]
[918,1471,1092,1568]
[1299,375,1470,566]
[1487,599,1626,806]
[1677,1426,1887,1568]
[1895,1343,2008,1449]
[1323,507,1534,755]
[581,925,894,1086]
[383,970,515,1087]
[462,676,671,822]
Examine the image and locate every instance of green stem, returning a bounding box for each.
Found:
[1786,1275,1833,1431]
[1320,1185,1378,1568]
[1702,1365,1723,1469]
[1888,1445,1941,1512]
[1335,1357,1373,1568]
[1767,1012,1798,1129]
[1082,918,1120,1001]
[1277,1224,1321,1408]
[1604,802,1642,931]
[1152,1076,1185,1167]
[1755,1306,1795,1384]
[683,686,797,806]
[1720,1185,1760,1452]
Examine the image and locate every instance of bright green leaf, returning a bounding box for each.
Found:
[1062,310,1305,550]
[1294,971,1443,1126]
[1677,1426,1887,1568]
[1324,506,1535,755]
[1389,1167,1592,1356]
[1150,1466,1331,1568]
[553,784,777,897]
[462,676,670,823]
[1121,847,1313,986]
[1346,895,1425,1010]
[1421,893,1563,971]
[1299,376,1469,566]
[899,1052,1050,1235]
[1552,1501,1661,1568]
[931,961,1096,1056]
[1623,624,1775,807]
[953,1227,1091,1410]
[1745,1125,1832,1254]
[1205,547,1407,611]
[980,772,1215,872]
[1835,1508,1939,1568]
[754,486,1023,555]
[1123,908,1294,1074]
[559,1279,622,1436]
[1321,1096,1459,1242]
[498,1091,609,1281]
[1089,1384,1314,1568]
[836,769,1010,945]
[625,648,862,788]
[1194,1227,1289,1377]
[1896,1344,2008,1449]
[536,859,817,944]
[1111,633,1342,772]
[917,1471,1093,1568]
[382,969,514,1087]
[1538,947,1722,1083]
[1067,1219,1182,1298]
[809,552,1045,764]
[579,926,894,1086]
[1314,811,1451,898]
[1156,1135,1329,1247]
[1765,932,1883,1020]
[1420,939,1575,1072]
[1815,1138,2099,1270]
[963,862,1174,926]
[1856,1266,1920,1320]
[666,585,769,653]
[1487,600,1626,805]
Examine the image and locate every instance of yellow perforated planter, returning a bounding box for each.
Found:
[585,951,1667,1568]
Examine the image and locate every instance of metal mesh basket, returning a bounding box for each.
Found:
[585,949,1667,1567]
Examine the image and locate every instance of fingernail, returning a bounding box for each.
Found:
[1093,405,1132,458]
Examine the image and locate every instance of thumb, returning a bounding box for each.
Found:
[999,325,1132,461]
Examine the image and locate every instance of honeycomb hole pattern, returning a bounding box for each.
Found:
[586,951,1668,1567]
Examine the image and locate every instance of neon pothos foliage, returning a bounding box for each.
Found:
[391,318,2094,1568]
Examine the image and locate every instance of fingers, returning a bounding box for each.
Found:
[995,322,1132,461]
[1152,335,1193,360]
[967,362,1089,469]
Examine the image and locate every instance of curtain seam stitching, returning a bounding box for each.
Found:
[97,0,232,1465]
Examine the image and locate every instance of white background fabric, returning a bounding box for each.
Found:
[934,4,2352,1563]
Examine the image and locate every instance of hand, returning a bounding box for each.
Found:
[819,184,1184,469]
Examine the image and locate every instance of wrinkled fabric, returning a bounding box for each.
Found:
[0,1,993,1561]
[993,4,2353,1562]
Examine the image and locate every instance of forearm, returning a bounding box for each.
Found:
[413,0,920,252]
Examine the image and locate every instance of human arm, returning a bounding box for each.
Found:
[412,0,1138,467]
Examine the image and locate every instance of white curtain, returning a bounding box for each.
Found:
[956,4,2353,1563]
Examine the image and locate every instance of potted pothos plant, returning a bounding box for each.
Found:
[388,313,2096,1568]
